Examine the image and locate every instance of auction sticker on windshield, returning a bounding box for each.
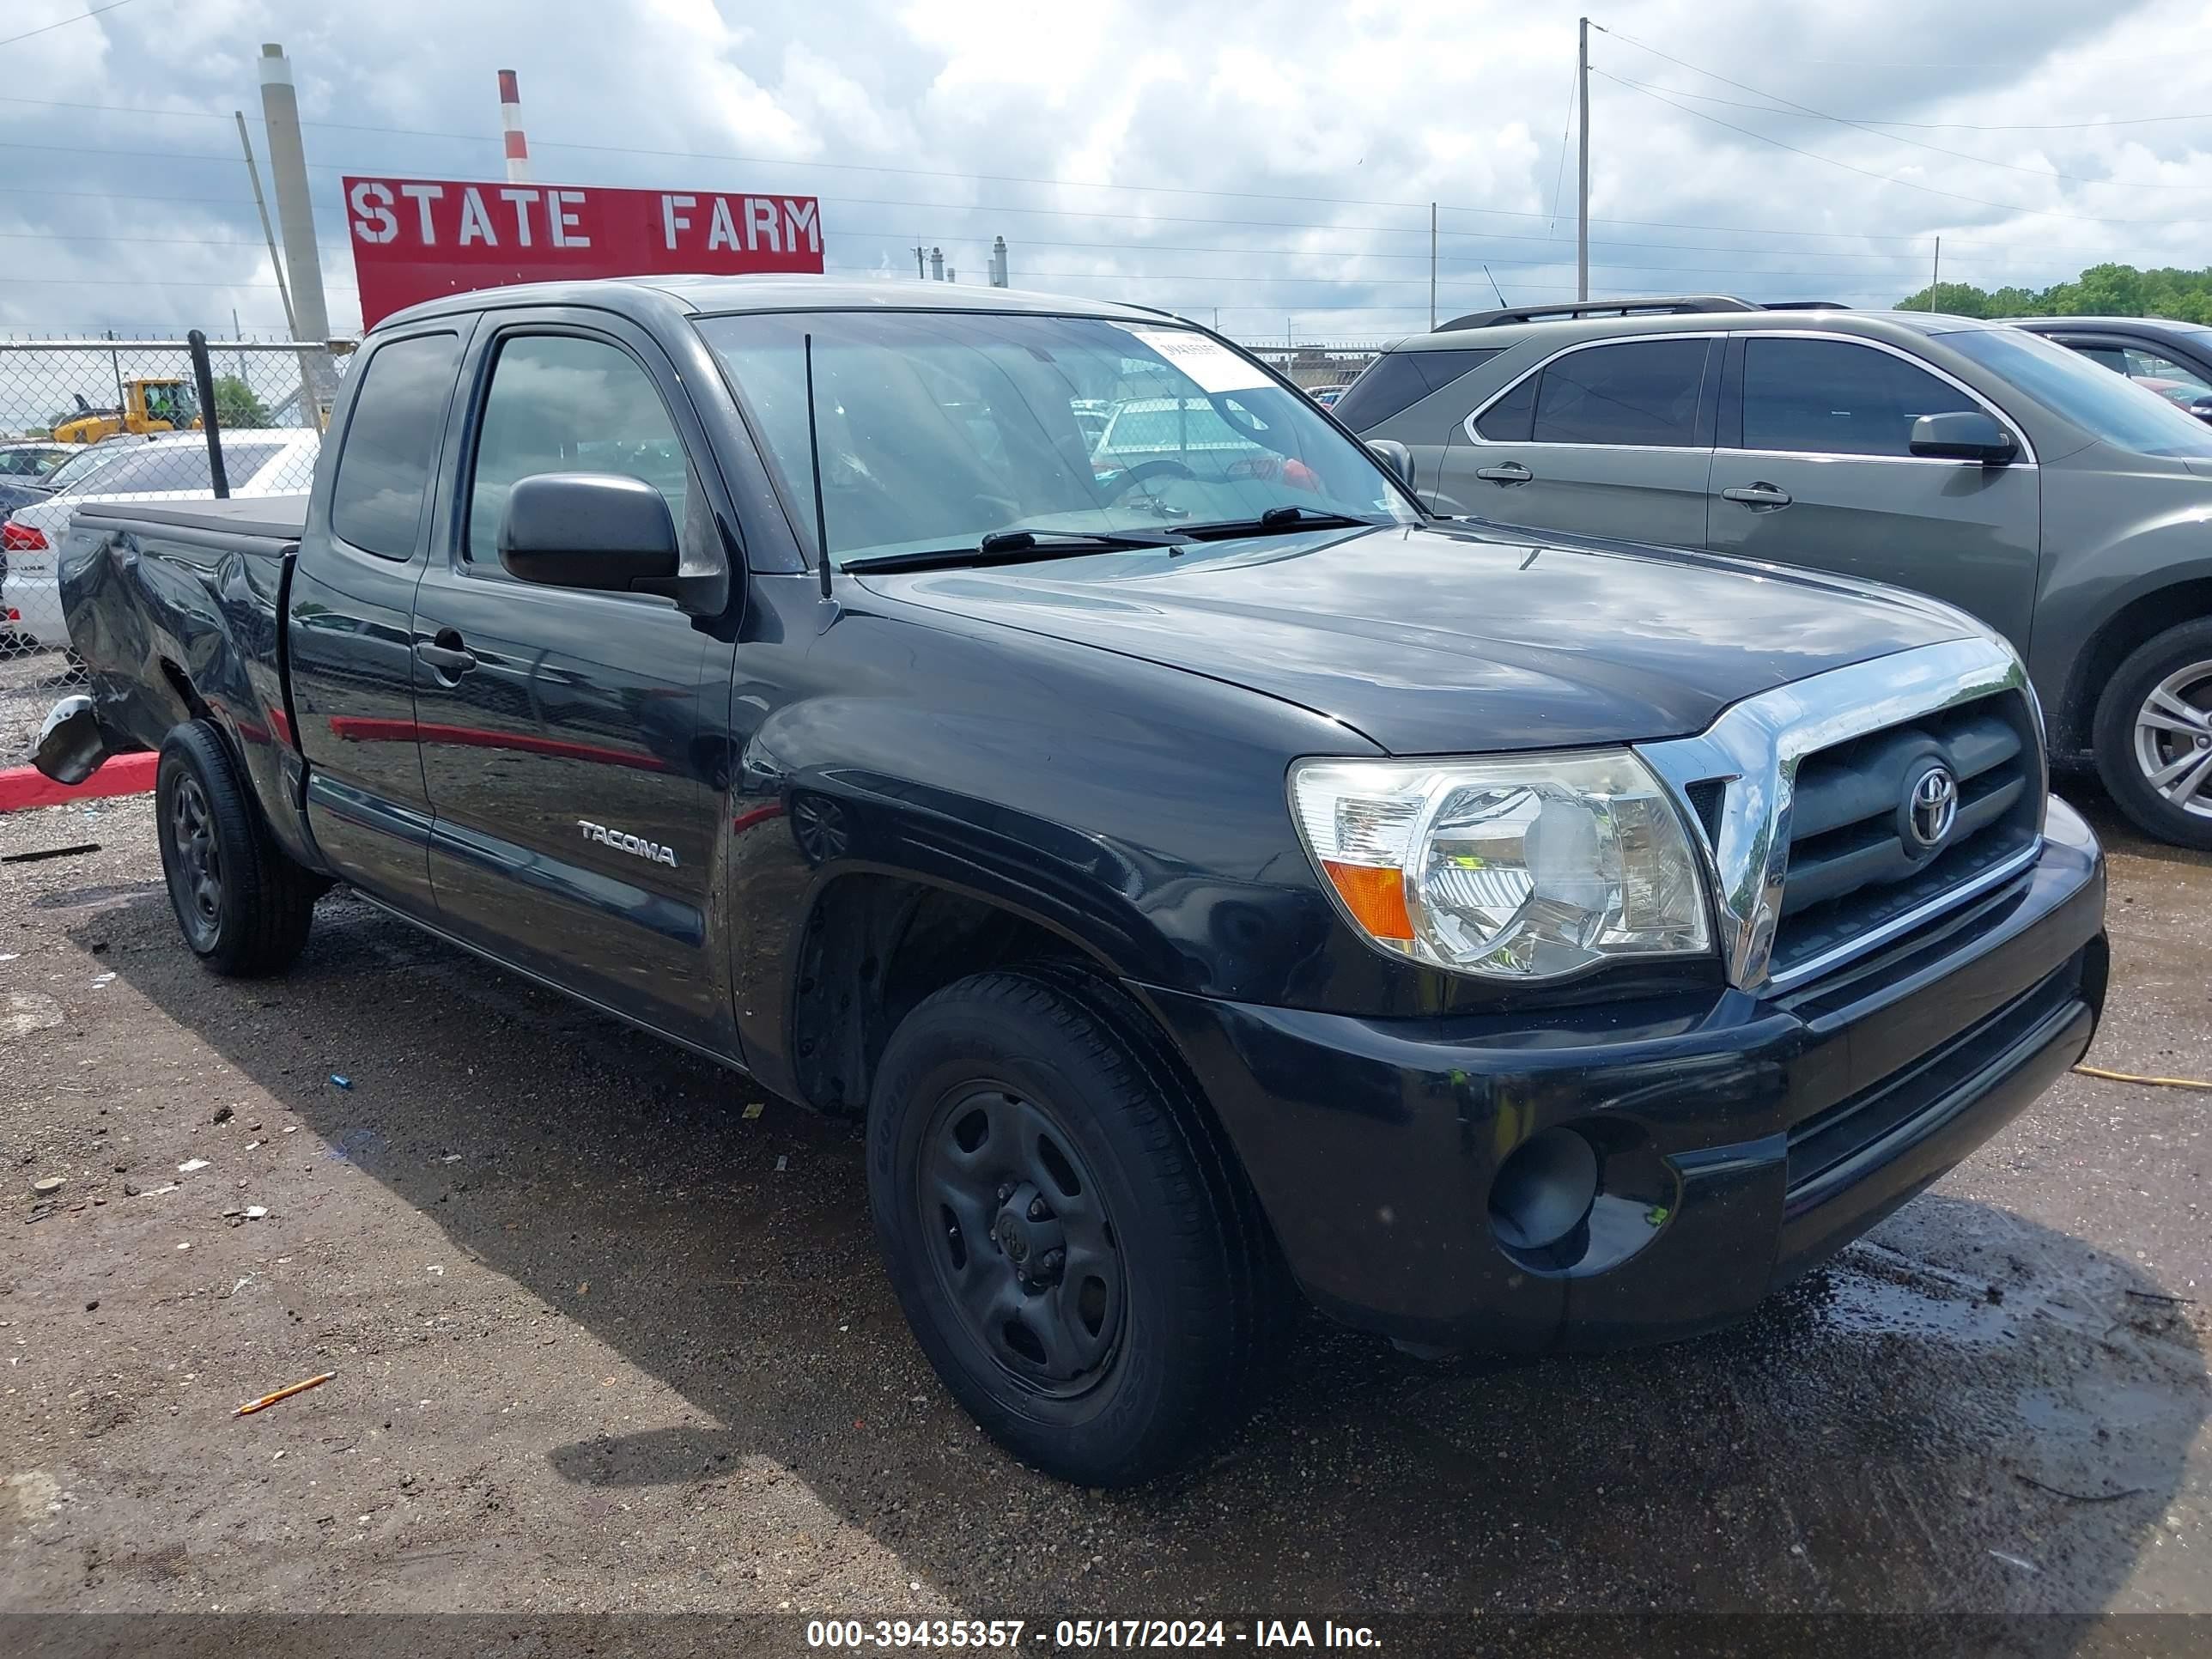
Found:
[1124,328,1273,394]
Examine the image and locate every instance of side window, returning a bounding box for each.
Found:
[1332,347,1501,429]
[330,332,462,560]
[1473,373,1537,442]
[1532,339,1709,447]
[2068,343,2130,375]
[1741,337,1978,459]
[467,335,689,565]
[2124,347,2212,394]
[76,445,212,495]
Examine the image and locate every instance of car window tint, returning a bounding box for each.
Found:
[1332,348,1501,429]
[1474,373,1537,441]
[74,445,213,495]
[331,332,462,559]
[1532,339,1708,447]
[467,334,689,564]
[2069,344,2130,374]
[1741,337,1978,458]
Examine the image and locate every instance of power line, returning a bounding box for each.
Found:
[1594,70,2212,227]
[1589,78,2212,132]
[0,0,141,53]
[1597,34,2212,191]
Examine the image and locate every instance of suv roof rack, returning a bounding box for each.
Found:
[1759,300,1851,311]
[1436,295,1758,331]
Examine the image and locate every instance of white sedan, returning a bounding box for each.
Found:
[3,430,320,651]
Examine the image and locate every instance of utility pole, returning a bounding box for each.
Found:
[234,112,297,340]
[913,243,926,278]
[1429,202,1437,331]
[1577,16,1590,302]
[258,44,336,422]
[1929,237,1942,310]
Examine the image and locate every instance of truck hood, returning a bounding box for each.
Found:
[855,522,1981,755]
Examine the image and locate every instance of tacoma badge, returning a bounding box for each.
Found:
[576,819,678,868]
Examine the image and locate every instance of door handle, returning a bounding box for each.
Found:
[1722,483,1793,508]
[415,630,477,680]
[1474,461,1533,484]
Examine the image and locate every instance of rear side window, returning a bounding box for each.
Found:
[331,332,462,559]
[1333,347,1500,429]
[1533,339,1709,447]
[1474,374,1538,441]
[1741,337,1978,458]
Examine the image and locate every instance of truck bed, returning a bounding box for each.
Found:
[76,494,310,544]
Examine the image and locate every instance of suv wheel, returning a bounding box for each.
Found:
[866,969,1291,1486]
[2094,620,2212,849]
[155,720,319,975]
[2093,619,2212,849]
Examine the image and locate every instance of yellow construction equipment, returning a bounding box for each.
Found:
[52,380,201,443]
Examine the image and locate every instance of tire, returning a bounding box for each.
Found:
[866,969,1292,1486]
[154,720,319,976]
[2093,618,2212,850]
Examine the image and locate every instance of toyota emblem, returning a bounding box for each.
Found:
[1906,763,1959,851]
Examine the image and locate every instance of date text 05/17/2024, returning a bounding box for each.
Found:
[804,1620,1382,1649]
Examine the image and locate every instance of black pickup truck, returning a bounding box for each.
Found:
[38,278,2107,1486]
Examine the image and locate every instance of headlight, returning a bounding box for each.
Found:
[1290,750,1711,981]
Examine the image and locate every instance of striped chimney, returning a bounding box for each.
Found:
[498,70,530,183]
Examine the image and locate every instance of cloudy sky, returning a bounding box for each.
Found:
[4,0,2211,345]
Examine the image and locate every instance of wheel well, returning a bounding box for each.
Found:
[790,876,1100,1116]
[2063,580,2212,750]
[160,659,211,725]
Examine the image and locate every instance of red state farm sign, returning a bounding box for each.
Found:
[343,175,824,326]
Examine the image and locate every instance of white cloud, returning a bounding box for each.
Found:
[0,0,2209,358]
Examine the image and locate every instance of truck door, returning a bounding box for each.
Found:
[1705,333,2041,654]
[289,325,469,915]
[409,313,730,1049]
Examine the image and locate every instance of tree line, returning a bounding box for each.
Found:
[1893,264,2212,322]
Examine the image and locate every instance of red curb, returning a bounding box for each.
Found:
[0,750,157,814]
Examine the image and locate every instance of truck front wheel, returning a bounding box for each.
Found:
[155,721,318,976]
[867,969,1288,1486]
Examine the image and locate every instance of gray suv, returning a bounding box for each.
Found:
[1338,295,2212,848]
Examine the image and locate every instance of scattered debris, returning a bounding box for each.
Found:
[31,1176,64,1196]
[1,842,100,864]
[84,1301,97,1312]
[89,972,116,988]
[5,992,64,1037]
[174,1242,191,1251]
[775,1155,789,1171]
[177,1158,210,1174]
[743,1102,764,1120]
[426,1264,445,1277]
[244,1140,260,1151]
[2125,1289,2195,1305]
[282,1126,299,1135]
[439,1153,460,1164]
[2074,1064,2212,1094]
[329,1074,352,1091]
[1987,1549,2039,1575]
[121,1182,139,1198]
[213,1106,234,1125]
[233,1370,336,1418]
[244,1206,268,1220]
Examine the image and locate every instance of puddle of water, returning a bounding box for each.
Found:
[1811,1261,2020,1346]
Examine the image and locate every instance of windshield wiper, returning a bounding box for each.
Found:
[1176,504,1390,540]
[842,526,1190,574]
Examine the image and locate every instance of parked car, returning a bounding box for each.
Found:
[2,428,319,649]
[1308,384,1349,407]
[3,438,150,648]
[39,277,2105,1486]
[2007,316,2212,424]
[0,440,74,514]
[1340,295,2212,847]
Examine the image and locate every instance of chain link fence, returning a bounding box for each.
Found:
[0,337,340,748]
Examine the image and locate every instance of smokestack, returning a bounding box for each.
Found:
[989,235,1008,288]
[929,246,945,281]
[498,70,530,183]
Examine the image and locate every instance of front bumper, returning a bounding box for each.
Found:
[1141,798,2107,1352]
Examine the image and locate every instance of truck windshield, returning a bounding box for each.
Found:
[1948,327,2212,459]
[696,310,1419,566]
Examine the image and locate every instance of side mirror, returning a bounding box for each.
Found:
[499,472,680,592]
[2186,395,2212,426]
[1909,410,2019,464]
[1366,439,1415,489]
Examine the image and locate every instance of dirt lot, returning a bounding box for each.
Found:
[2,722,2209,1650]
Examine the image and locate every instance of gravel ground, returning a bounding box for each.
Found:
[1,774,2208,1652]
